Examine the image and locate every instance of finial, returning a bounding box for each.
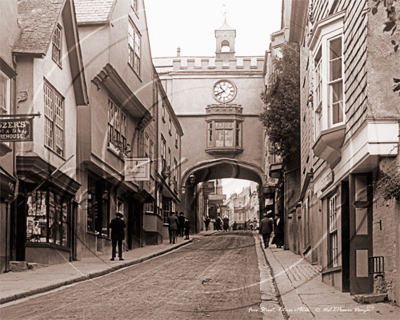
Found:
[222,4,227,20]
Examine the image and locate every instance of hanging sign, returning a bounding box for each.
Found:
[125,158,150,181]
[0,118,33,142]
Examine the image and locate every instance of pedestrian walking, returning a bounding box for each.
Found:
[232,221,237,231]
[205,216,210,231]
[259,211,274,248]
[109,211,126,261]
[223,215,229,231]
[272,213,284,248]
[167,211,179,244]
[184,218,190,240]
[216,216,222,231]
[178,211,185,237]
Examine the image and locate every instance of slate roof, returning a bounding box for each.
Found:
[74,0,114,24]
[13,0,65,56]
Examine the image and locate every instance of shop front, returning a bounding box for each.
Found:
[0,166,17,273]
[15,156,80,266]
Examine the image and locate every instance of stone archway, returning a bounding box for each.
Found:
[179,158,265,234]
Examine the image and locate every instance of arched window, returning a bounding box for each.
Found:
[221,40,230,52]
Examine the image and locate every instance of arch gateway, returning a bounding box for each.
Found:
[153,20,268,233]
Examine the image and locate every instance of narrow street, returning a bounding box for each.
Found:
[1,232,276,320]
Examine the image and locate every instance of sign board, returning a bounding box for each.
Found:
[125,158,150,181]
[0,118,33,142]
[208,194,226,201]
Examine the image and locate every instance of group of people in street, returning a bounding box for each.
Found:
[259,210,284,249]
[213,216,230,231]
[168,211,190,244]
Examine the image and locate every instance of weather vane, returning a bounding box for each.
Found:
[222,4,228,19]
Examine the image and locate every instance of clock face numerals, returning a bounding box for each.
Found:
[213,80,236,103]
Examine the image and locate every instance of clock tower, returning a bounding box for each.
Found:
[215,19,236,61]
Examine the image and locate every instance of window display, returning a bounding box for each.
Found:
[26,189,70,246]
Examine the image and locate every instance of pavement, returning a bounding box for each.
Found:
[0,231,399,320]
[258,233,400,320]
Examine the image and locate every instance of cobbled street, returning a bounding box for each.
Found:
[1,232,271,320]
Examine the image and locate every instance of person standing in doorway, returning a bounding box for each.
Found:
[259,211,274,249]
[168,211,179,244]
[178,211,185,237]
[109,212,126,261]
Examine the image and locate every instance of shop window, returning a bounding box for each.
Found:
[108,98,128,155]
[163,197,171,223]
[329,194,338,267]
[26,190,69,246]
[52,24,62,67]
[128,19,141,75]
[87,177,110,237]
[44,80,64,157]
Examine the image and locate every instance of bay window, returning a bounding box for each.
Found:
[310,11,345,139]
[108,98,127,155]
[206,120,242,150]
[44,80,64,157]
[328,37,343,127]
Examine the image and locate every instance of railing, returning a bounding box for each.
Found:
[369,256,384,274]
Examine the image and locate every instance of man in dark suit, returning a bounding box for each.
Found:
[178,212,185,237]
[167,212,179,244]
[259,211,274,248]
[109,211,126,261]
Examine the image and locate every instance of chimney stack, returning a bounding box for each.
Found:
[177,47,181,57]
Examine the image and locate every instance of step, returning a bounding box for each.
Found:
[353,293,388,304]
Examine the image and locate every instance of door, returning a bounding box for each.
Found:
[349,173,373,294]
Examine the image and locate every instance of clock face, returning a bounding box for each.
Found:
[213,80,237,103]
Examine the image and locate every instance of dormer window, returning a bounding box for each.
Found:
[52,24,62,67]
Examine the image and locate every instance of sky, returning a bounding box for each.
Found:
[220,179,257,198]
[145,0,283,57]
[144,0,281,195]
